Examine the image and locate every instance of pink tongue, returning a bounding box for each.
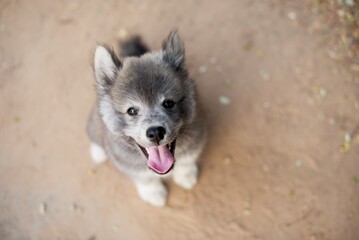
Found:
[146,145,174,174]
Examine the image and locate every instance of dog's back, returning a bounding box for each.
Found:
[120,36,149,57]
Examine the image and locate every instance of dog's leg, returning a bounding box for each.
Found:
[134,178,167,207]
[173,149,202,190]
[87,109,107,165]
[173,163,198,190]
[90,142,107,164]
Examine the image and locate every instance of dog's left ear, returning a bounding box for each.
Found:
[162,30,185,70]
[94,45,122,91]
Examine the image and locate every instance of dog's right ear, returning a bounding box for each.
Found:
[94,45,121,90]
[162,30,185,70]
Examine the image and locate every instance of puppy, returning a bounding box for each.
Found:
[87,31,206,206]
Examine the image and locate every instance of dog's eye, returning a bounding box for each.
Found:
[163,100,175,109]
[127,107,138,116]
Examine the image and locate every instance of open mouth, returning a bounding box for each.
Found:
[138,140,176,175]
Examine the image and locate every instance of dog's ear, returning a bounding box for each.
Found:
[162,30,185,70]
[94,45,121,90]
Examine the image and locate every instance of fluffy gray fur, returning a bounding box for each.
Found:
[87,31,207,206]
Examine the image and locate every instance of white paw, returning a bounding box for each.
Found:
[90,143,107,164]
[135,181,167,207]
[173,164,198,190]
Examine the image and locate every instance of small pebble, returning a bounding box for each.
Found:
[344,133,351,143]
[70,203,84,213]
[344,0,355,6]
[352,176,358,184]
[262,164,269,172]
[289,189,295,196]
[327,49,340,60]
[341,132,352,153]
[87,168,95,177]
[14,116,21,123]
[163,206,174,213]
[259,70,271,81]
[71,203,77,211]
[112,225,119,232]
[243,41,253,51]
[295,159,302,167]
[58,17,73,24]
[242,209,252,216]
[337,9,345,17]
[287,12,297,20]
[39,202,47,215]
[219,96,231,105]
[198,65,207,74]
[341,142,350,153]
[319,87,327,97]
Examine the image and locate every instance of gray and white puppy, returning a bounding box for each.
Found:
[87,31,206,206]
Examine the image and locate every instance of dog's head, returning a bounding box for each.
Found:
[93,31,196,174]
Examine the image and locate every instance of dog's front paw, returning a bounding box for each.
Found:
[135,181,167,207]
[90,142,107,164]
[173,164,198,190]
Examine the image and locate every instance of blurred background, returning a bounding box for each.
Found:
[0,0,358,239]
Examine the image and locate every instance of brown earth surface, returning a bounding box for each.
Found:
[0,0,358,239]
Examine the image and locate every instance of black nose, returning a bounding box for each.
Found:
[146,126,166,143]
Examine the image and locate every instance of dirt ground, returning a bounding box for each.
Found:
[0,0,358,239]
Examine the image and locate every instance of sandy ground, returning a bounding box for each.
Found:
[0,0,359,239]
